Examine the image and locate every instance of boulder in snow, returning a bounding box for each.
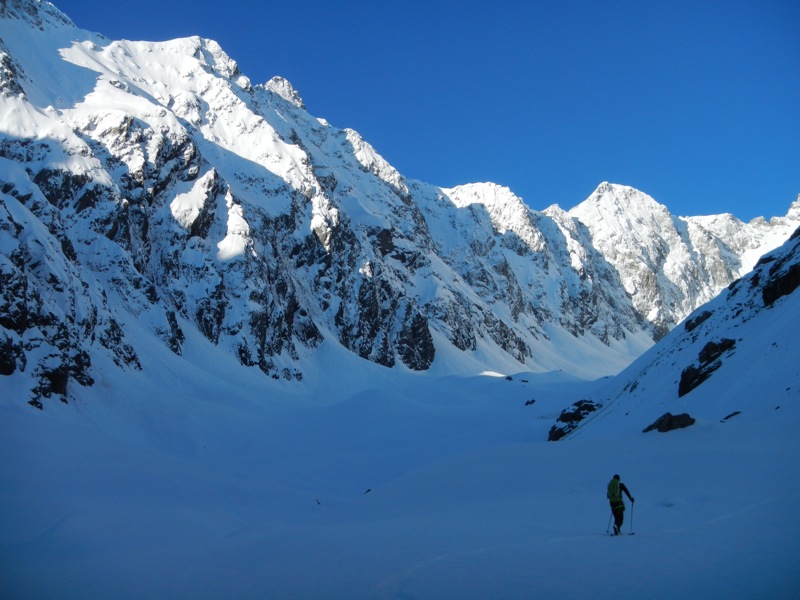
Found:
[548,399,601,441]
[643,412,696,433]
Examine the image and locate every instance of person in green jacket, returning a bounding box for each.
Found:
[607,474,635,535]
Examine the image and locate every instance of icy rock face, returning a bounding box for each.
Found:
[1,3,798,406]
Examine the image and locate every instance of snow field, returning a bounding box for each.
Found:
[1,357,798,599]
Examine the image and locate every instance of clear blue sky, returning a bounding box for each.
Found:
[54,0,799,221]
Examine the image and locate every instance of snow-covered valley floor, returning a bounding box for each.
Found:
[2,349,798,599]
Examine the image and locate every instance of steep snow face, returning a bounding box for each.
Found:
[1,3,798,407]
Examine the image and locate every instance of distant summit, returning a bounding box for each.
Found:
[568,183,798,336]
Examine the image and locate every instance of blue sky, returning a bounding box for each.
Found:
[54,0,799,221]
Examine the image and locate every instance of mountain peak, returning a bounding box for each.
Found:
[582,182,666,214]
[196,37,240,79]
[443,182,534,238]
[265,76,305,109]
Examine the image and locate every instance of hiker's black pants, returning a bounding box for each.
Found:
[611,501,624,529]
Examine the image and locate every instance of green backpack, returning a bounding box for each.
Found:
[607,478,622,503]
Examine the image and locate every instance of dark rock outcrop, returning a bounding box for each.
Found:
[684,310,713,333]
[678,338,736,397]
[643,412,696,433]
[762,230,800,307]
[548,399,601,441]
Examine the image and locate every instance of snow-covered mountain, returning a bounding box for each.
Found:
[1,1,798,409]
[567,182,800,337]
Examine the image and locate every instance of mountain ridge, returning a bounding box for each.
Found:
[1,1,798,408]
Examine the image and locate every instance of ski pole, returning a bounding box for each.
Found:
[606,512,612,533]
